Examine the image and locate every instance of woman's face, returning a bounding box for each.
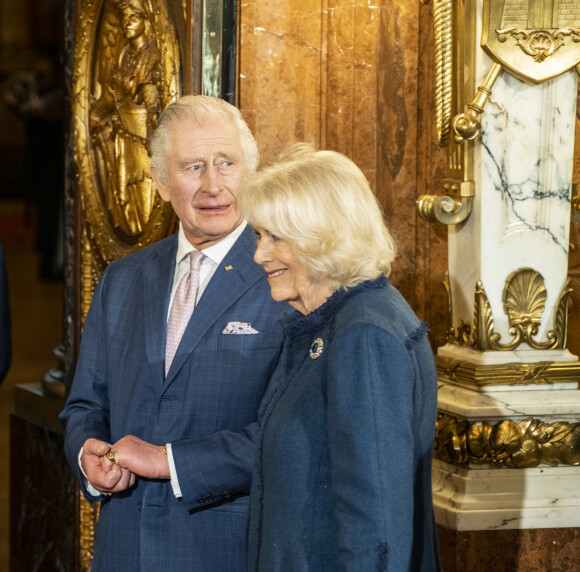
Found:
[253,226,334,315]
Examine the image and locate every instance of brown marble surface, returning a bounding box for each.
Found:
[438,525,580,572]
[10,413,77,572]
[239,0,449,349]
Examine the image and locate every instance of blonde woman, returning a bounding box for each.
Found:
[239,146,440,571]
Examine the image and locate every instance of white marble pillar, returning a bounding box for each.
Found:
[433,13,580,531]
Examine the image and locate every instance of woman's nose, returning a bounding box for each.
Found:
[254,239,272,265]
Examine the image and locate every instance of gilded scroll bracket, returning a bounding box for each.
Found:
[417,179,474,225]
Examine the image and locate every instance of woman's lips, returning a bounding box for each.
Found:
[267,269,286,278]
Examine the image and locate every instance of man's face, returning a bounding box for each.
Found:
[152,119,248,249]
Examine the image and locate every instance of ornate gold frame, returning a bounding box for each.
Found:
[435,412,580,468]
[447,268,573,353]
[73,0,180,318]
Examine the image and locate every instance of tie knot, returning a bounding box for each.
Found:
[189,250,204,271]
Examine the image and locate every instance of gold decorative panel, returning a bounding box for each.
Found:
[448,268,573,352]
[436,412,580,468]
[436,356,580,389]
[73,0,180,312]
[482,0,580,84]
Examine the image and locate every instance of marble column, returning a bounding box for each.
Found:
[429,4,580,567]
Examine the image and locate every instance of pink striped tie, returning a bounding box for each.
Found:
[165,250,204,376]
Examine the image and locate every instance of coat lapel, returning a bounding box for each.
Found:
[142,234,178,382]
[163,226,262,387]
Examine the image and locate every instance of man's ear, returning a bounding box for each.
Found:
[150,167,170,202]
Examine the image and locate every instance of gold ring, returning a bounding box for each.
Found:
[105,450,117,464]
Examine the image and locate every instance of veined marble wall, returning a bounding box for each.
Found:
[238,0,449,347]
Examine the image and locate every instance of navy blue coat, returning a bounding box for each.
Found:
[247,277,440,571]
[60,226,286,572]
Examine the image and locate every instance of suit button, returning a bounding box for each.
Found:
[137,501,142,512]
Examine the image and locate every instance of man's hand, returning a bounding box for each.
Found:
[81,438,136,494]
[109,435,170,480]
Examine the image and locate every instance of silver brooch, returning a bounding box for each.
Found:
[309,338,324,359]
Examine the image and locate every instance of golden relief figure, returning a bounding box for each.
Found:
[74,0,180,306]
[90,0,162,239]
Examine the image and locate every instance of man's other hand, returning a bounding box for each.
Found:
[81,438,136,493]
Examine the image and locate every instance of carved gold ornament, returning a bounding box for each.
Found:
[497,27,580,63]
[430,0,454,148]
[74,0,180,299]
[79,490,100,571]
[435,413,580,468]
[482,0,580,85]
[447,268,572,352]
[436,356,580,388]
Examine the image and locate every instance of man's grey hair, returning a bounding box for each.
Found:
[149,95,259,184]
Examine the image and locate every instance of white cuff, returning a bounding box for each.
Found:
[166,443,182,498]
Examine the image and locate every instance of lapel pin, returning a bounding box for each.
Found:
[225,265,233,271]
[309,337,324,360]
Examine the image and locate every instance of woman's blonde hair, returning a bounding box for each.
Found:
[238,145,397,289]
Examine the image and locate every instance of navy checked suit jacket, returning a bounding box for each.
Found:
[60,226,286,572]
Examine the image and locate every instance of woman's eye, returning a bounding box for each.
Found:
[271,234,281,241]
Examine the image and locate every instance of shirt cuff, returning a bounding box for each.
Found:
[166,443,182,498]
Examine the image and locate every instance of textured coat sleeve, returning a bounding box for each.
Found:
[326,323,417,571]
[59,272,112,503]
[171,421,262,507]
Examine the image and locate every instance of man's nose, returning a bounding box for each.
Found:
[201,166,220,194]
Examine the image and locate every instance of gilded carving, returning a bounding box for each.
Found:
[435,412,580,468]
[446,319,475,347]
[79,490,100,571]
[74,0,180,305]
[497,27,580,63]
[436,356,580,388]
[448,269,572,352]
[432,0,453,148]
[482,0,580,84]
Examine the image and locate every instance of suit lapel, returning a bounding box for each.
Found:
[163,226,262,388]
[143,234,178,382]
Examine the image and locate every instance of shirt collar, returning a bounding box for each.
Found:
[175,220,248,265]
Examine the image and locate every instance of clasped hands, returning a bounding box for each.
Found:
[81,435,170,495]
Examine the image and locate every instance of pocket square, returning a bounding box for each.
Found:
[223,321,259,334]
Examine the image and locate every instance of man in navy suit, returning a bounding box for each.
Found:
[60,95,286,571]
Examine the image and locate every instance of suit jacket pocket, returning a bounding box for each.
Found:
[217,332,280,350]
